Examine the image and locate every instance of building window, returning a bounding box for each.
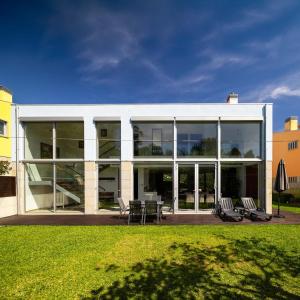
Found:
[221,122,261,158]
[221,162,261,207]
[25,162,84,212]
[177,122,217,157]
[288,141,298,150]
[288,176,298,183]
[134,163,173,207]
[133,122,173,157]
[0,120,7,136]
[24,122,84,159]
[97,122,121,159]
[98,163,120,210]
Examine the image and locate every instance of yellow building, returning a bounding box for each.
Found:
[0,86,13,160]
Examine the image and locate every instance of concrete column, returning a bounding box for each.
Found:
[121,161,133,206]
[17,163,25,214]
[84,161,97,214]
[265,160,273,214]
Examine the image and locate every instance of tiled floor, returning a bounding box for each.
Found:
[0,209,299,225]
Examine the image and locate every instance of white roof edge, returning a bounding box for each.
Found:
[175,116,219,121]
[131,116,174,121]
[13,102,273,106]
[18,117,84,121]
[220,116,263,121]
[93,117,121,121]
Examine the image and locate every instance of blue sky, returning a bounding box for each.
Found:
[1,0,300,130]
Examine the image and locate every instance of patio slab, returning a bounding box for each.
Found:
[0,209,299,225]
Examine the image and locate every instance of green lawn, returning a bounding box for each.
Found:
[0,225,300,299]
[272,203,300,214]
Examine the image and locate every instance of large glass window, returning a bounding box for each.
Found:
[178,165,195,210]
[25,123,53,159]
[97,122,121,158]
[25,163,84,212]
[56,163,84,211]
[98,164,120,210]
[56,122,84,159]
[133,122,173,157]
[221,122,261,158]
[25,122,84,159]
[134,164,173,208]
[221,163,262,207]
[177,122,217,157]
[25,163,54,212]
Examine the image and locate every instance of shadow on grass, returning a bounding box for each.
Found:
[82,237,300,300]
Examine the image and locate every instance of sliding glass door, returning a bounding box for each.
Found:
[177,163,216,212]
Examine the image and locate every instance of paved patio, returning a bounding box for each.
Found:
[0,209,299,225]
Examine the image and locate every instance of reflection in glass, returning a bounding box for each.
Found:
[25,123,53,159]
[221,122,261,158]
[56,122,84,159]
[56,163,84,211]
[98,164,120,210]
[133,122,173,157]
[221,163,260,207]
[134,164,173,208]
[178,165,195,210]
[177,122,217,157]
[97,122,121,158]
[25,163,54,212]
[198,165,215,209]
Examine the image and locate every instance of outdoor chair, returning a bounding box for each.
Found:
[117,197,129,218]
[218,197,243,222]
[128,201,144,225]
[144,200,161,224]
[241,197,272,221]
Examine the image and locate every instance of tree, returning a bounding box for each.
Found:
[0,161,11,175]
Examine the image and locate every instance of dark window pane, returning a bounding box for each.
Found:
[133,122,173,157]
[25,123,53,159]
[221,122,261,158]
[177,122,217,157]
[56,122,84,159]
[97,122,121,158]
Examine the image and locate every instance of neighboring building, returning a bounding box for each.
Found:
[0,86,12,161]
[273,116,300,195]
[10,93,273,215]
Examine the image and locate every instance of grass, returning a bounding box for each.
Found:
[0,225,300,299]
[272,203,300,214]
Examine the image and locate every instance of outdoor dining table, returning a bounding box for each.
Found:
[140,200,164,223]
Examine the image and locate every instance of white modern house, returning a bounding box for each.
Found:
[11,93,273,215]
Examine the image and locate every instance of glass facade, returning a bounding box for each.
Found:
[178,165,195,210]
[177,122,217,157]
[221,122,261,158]
[24,122,84,213]
[221,163,261,207]
[56,163,84,211]
[98,164,120,210]
[25,123,53,159]
[134,164,173,208]
[22,118,266,214]
[97,122,121,158]
[25,163,54,212]
[56,122,84,159]
[133,122,173,157]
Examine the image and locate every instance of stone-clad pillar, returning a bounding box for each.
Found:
[265,161,273,214]
[121,161,133,206]
[17,162,25,214]
[84,161,97,214]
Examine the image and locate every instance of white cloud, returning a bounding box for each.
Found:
[270,86,300,99]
